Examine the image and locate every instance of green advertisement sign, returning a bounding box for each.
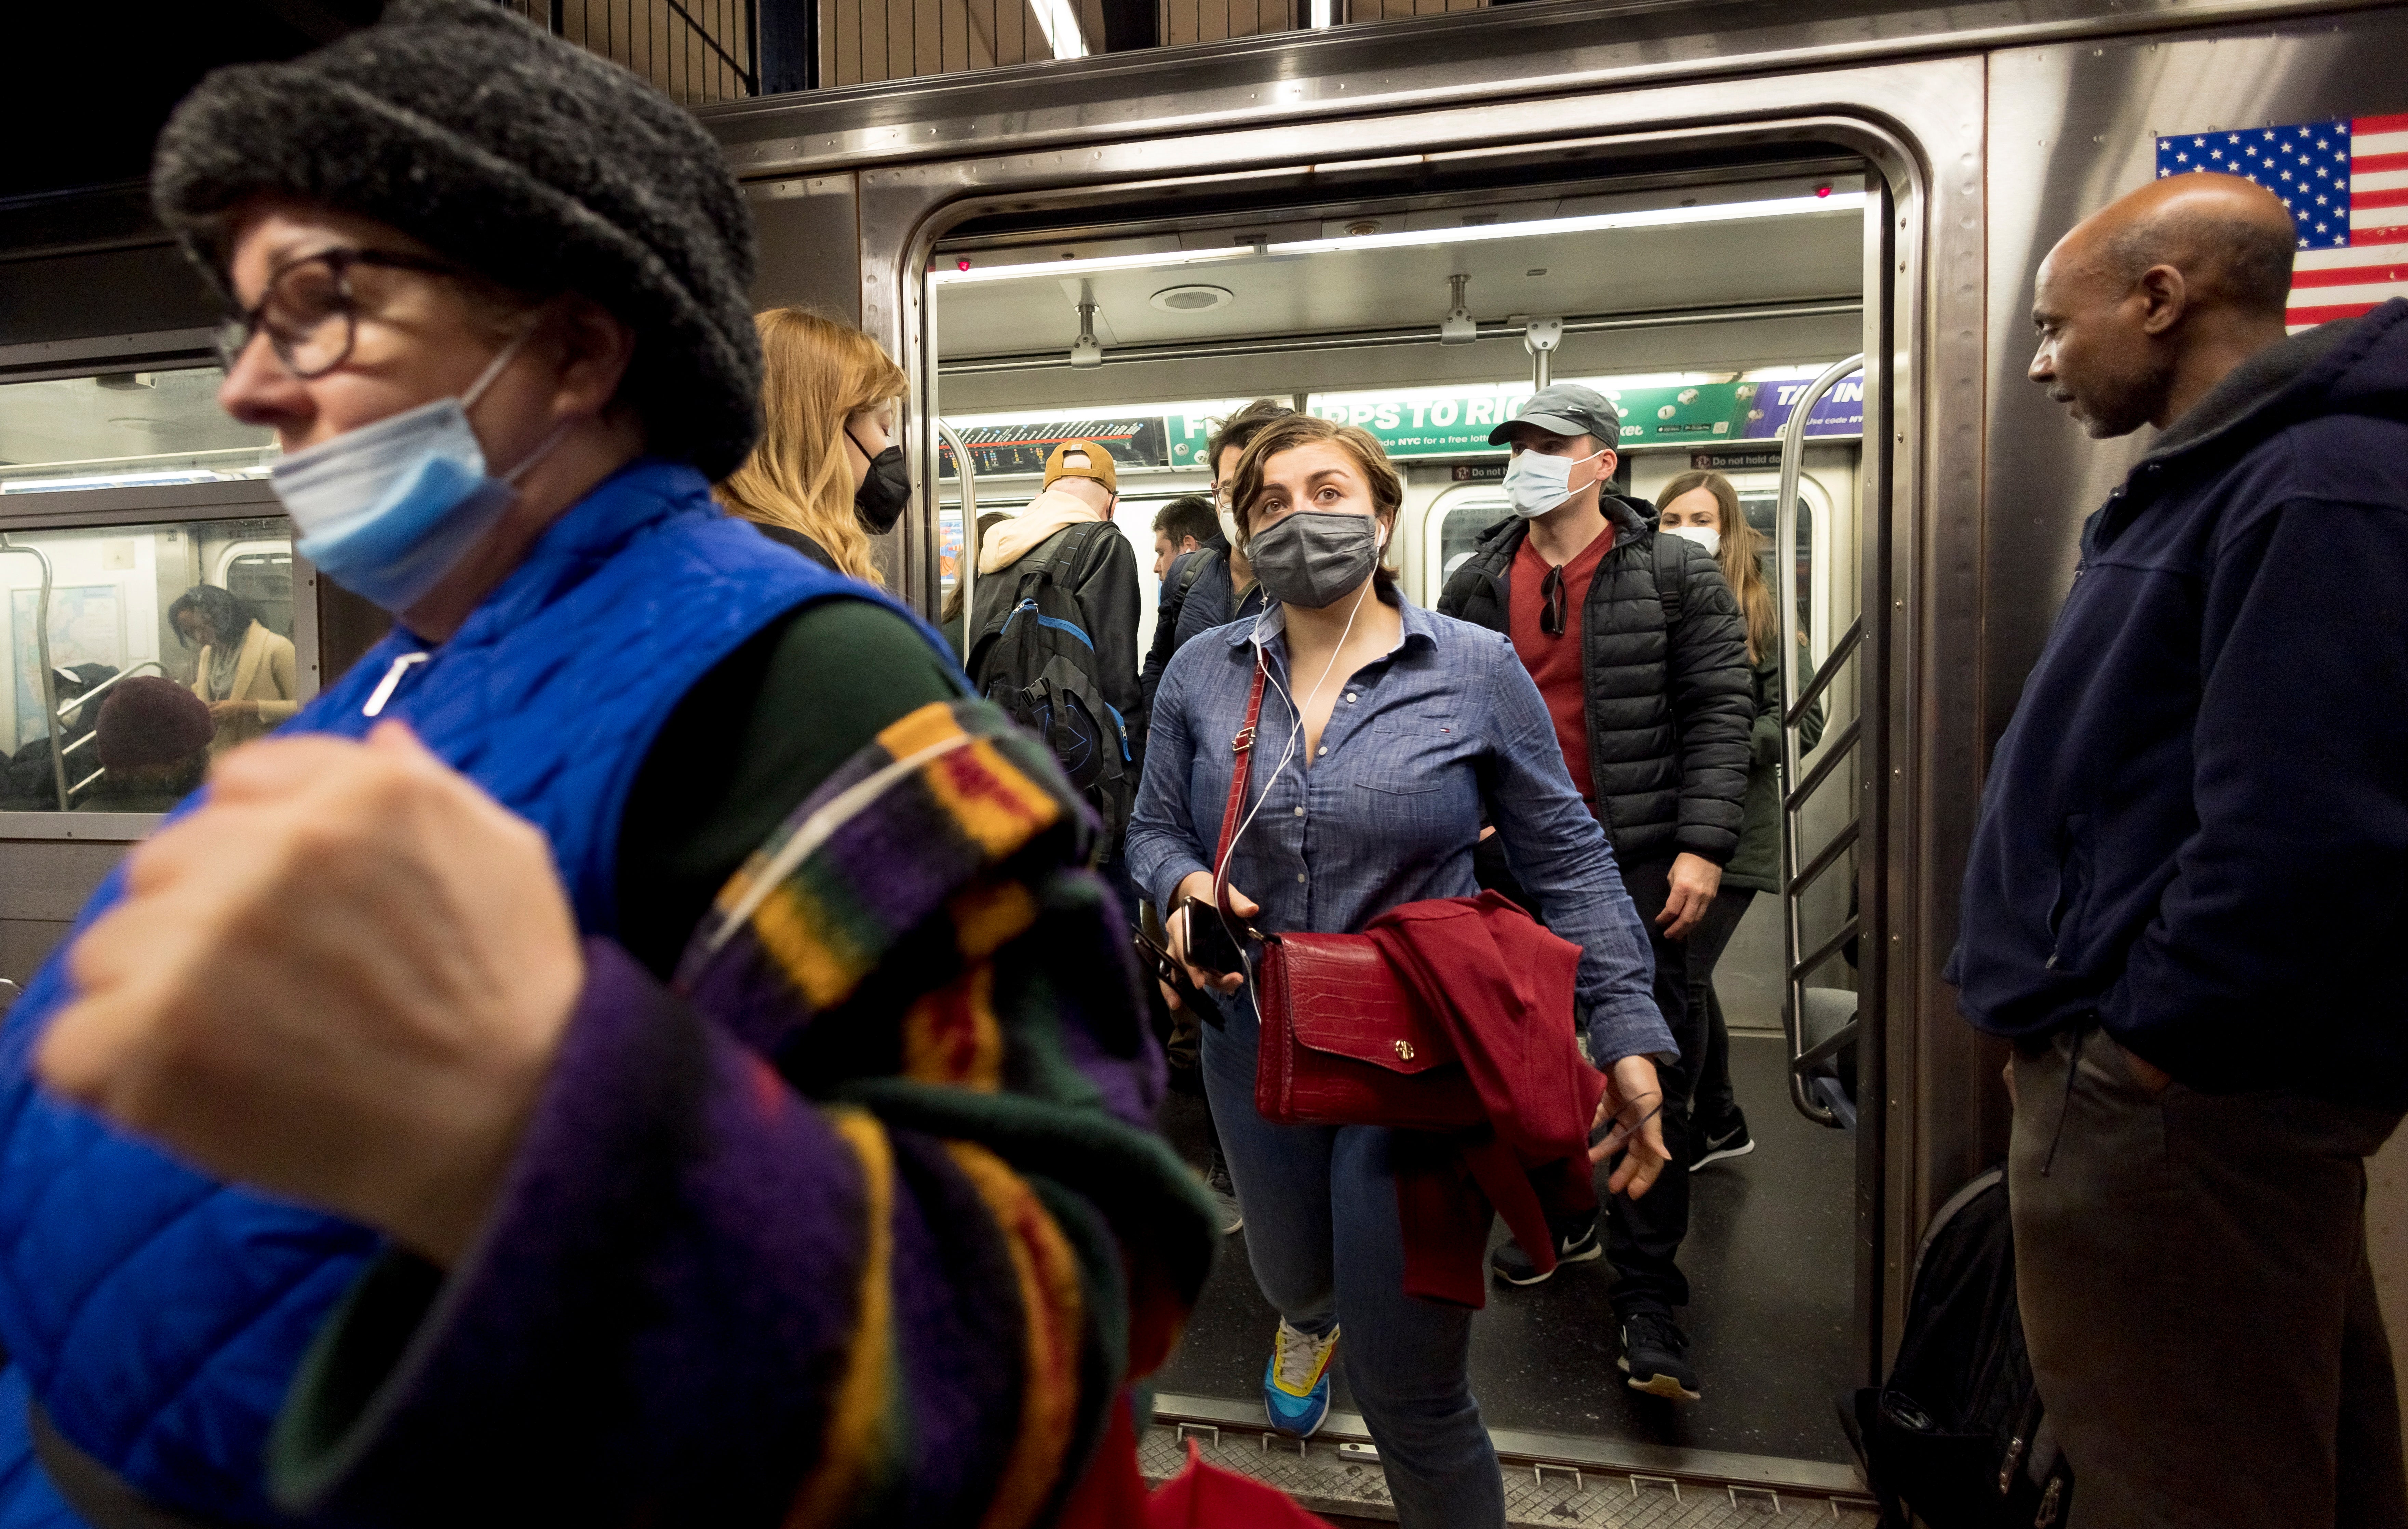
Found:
[1304,374,1864,456]
[951,372,1866,480]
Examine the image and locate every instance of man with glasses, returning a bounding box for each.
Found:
[1438,383,1751,1402]
[1139,397,1290,712]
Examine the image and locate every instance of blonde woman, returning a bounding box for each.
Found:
[1653,469,1823,1167]
[716,307,911,584]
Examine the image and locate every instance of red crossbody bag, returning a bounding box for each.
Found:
[1212,663,1483,1130]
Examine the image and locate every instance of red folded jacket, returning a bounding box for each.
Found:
[1363,891,1609,1306]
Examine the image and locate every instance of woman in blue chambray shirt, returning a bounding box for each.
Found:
[1125,413,1671,1529]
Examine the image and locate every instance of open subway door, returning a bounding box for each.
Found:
[911,148,1885,1511]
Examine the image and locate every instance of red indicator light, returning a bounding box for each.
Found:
[957,257,972,271]
[1814,184,1832,198]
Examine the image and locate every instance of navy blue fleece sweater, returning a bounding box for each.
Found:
[1951,299,2408,1109]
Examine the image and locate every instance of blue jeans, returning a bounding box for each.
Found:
[1202,998,1506,1529]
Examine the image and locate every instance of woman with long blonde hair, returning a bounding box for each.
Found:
[1653,469,1822,1169]
[717,307,910,585]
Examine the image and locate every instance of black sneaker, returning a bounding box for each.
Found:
[1203,1146,1242,1235]
[1618,1308,1702,1400]
[1489,1216,1602,1286]
[1693,1115,1755,1170]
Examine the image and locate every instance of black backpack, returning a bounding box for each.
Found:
[1162,545,1219,644]
[1841,1168,2072,1529]
[1649,525,1686,630]
[966,522,1135,840]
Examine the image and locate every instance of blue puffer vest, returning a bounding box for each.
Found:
[0,460,940,1525]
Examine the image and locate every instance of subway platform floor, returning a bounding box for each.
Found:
[1152,1034,1858,1465]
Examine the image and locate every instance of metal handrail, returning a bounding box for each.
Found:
[1780,714,1860,814]
[55,660,169,728]
[1788,815,1859,902]
[1791,917,1862,990]
[1784,615,1860,731]
[0,536,68,812]
[1776,353,1863,1129]
[936,421,979,634]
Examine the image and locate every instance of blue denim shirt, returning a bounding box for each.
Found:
[1127,596,1670,1064]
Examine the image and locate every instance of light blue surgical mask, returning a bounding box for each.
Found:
[1502,444,1609,519]
[270,330,567,613]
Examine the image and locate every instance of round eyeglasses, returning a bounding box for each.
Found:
[213,248,472,380]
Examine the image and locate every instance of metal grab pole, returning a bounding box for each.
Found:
[1776,355,1862,1128]
[0,536,68,812]
[935,421,979,638]
[54,660,168,727]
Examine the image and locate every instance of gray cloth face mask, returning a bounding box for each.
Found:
[1246,510,1385,609]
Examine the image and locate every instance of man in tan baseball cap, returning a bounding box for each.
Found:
[965,431,1144,895]
[1042,438,1119,496]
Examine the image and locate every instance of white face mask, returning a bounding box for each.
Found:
[1214,497,1242,547]
[1665,523,1722,558]
[1502,446,1608,519]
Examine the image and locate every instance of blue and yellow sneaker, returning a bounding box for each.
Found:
[1263,1317,1340,1437]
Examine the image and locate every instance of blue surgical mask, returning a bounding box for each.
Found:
[1502,445,1609,519]
[270,331,566,613]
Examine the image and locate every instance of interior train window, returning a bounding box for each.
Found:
[0,367,276,493]
[1428,488,1511,597]
[0,516,295,815]
[1737,489,1812,645]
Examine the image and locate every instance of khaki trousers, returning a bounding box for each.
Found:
[2010,1028,2406,1529]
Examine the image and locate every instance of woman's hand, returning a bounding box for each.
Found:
[1168,869,1257,995]
[1589,1053,1670,1198]
[205,699,258,722]
[36,721,583,1268]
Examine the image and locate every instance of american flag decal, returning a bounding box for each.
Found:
[2155,115,2408,331]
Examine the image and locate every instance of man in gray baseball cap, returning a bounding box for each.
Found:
[1440,379,1753,1402]
[1489,382,1626,454]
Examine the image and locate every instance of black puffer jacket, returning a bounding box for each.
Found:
[1438,496,1753,865]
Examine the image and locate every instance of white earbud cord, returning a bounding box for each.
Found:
[1210,564,1376,1023]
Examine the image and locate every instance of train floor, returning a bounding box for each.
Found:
[1152,1031,1857,1465]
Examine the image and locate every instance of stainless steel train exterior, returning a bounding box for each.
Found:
[2,0,2402,1437]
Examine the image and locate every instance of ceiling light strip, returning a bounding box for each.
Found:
[934,297,1863,375]
[929,193,1867,286]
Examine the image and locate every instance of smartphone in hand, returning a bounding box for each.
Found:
[1178,895,1249,979]
[1132,925,1202,1007]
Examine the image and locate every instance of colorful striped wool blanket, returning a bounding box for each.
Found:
[675,697,1217,1525]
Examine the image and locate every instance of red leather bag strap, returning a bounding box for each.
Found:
[1213,660,1270,883]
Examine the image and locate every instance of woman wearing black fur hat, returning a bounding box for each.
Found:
[0,4,1211,1527]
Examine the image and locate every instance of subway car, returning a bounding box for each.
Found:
[1,0,2402,1519]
